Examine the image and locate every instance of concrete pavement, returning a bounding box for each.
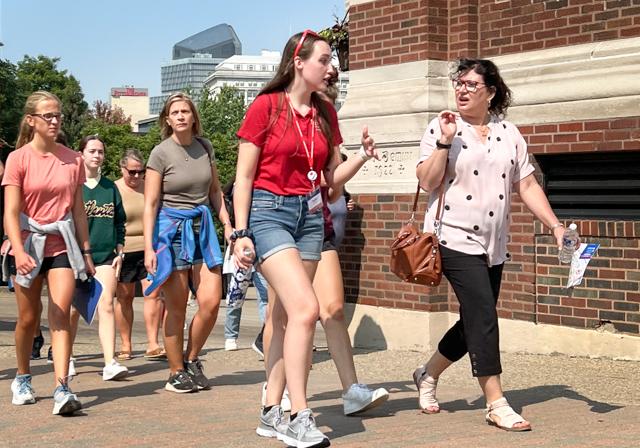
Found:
[0,288,638,447]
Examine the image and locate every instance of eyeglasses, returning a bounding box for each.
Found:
[293,29,321,59]
[31,113,64,124]
[124,168,146,176]
[452,79,486,93]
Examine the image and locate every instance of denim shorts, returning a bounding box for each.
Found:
[171,224,204,271]
[249,189,324,263]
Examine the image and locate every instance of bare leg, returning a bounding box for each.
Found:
[141,278,163,351]
[185,264,222,360]
[94,264,117,364]
[261,249,318,414]
[314,250,357,391]
[46,268,76,386]
[114,284,134,354]
[425,350,454,379]
[14,276,44,375]
[160,271,189,373]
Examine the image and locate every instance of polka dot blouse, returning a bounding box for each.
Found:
[417,115,535,266]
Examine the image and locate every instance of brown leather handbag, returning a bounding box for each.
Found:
[390,183,445,286]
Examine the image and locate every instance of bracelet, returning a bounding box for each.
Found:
[80,249,92,255]
[550,223,564,231]
[358,145,372,162]
[435,140,452,149]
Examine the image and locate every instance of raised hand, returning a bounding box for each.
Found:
[438,110,458,143]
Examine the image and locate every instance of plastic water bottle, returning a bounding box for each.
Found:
[225,248,254,309]
[558,223,579,264]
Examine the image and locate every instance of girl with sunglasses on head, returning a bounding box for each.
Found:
[234,30,376,448]
[144,92,231,393]
[3,91,95,415]
[69,135,129,381]
[114,149,165,362]
[260,64,389,421]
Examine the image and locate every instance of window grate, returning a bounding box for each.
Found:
[536,151,640,221]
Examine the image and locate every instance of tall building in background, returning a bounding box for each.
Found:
[110,87,149,132]
[150,23,241,114]
[204,51,349,108]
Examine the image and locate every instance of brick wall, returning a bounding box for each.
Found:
[340,116,640,335]
[350,0,640,68]
[349,0,449,70]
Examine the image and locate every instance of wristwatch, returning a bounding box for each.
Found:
[230,229,254,242]
[435,140,452,149]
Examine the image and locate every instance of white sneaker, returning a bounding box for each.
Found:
[68,358,77,377]
[11,374,36,405]
[102,359,129,381]
[261,382,291,412]
[224,338,238,351]
[342,383,389,416]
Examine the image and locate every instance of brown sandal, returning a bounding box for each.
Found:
[116,351,133,361]
[144,347,167,360]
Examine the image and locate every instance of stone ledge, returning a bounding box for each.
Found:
[345,302,640,361]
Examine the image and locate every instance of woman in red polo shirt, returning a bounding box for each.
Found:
[234,30,350,447]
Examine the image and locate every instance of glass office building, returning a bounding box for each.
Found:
[151,23,242,114]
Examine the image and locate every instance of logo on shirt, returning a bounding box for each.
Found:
[84,200,115,219]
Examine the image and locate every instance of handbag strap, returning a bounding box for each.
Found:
[411,160,448,238]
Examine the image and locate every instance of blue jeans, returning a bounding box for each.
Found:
[249,189,324,263]
[224,271,268,340]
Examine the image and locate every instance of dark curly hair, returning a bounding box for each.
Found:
[450,58,512,117]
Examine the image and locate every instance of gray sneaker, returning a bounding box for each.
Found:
[256,405,285,438]
[52,383,82,415]
[277,408,330,448]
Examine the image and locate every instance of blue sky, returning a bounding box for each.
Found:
[0,0,345,104]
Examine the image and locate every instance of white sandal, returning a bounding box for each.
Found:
[485,397,531,432]
[413,365,440,414]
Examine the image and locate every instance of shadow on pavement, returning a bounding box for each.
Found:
[212,369,265,387]
[309,379,623,440]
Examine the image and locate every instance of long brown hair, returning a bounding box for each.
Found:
[159,92,202,139]
[15,91,62,149]
[260,31,336,155]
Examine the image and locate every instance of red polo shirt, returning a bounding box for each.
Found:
[237,92,343,196]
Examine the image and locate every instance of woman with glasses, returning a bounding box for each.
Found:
[234,30,375,448]
[144,93,231,393]
[114,149,165,361]
[69,135,128,380]
[415,59,565,431]
[3,91,95,415]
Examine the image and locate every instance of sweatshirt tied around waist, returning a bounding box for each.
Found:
[2,213,87,288]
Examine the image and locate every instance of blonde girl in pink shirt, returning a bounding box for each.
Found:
[3,91,95,415]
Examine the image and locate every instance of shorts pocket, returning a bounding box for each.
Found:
[251,199,278,211]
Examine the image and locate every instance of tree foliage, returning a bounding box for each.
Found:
[0,59,23,157]
[198,85,245,186]
[80,117,161,180]
[89,100,131,125]
[16,56,88,146]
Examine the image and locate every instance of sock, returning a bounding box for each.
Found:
[290,412,298,421]
[263,405,274,414]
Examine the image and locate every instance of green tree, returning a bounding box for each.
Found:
[198,85,246,186]
[0,59,22,155]
[80,118,161,180]
[16,55,88,146]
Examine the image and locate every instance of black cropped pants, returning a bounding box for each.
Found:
[438,245,504,377]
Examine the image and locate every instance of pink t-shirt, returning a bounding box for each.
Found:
[418,115,535,266]
[2,143,85,257]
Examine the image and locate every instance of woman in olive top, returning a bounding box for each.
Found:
[114,149,164,360]
[70,135,129,381]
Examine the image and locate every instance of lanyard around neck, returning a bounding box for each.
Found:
[285,92,317,188]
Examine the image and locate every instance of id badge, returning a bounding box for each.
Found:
[307,187,323,214]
